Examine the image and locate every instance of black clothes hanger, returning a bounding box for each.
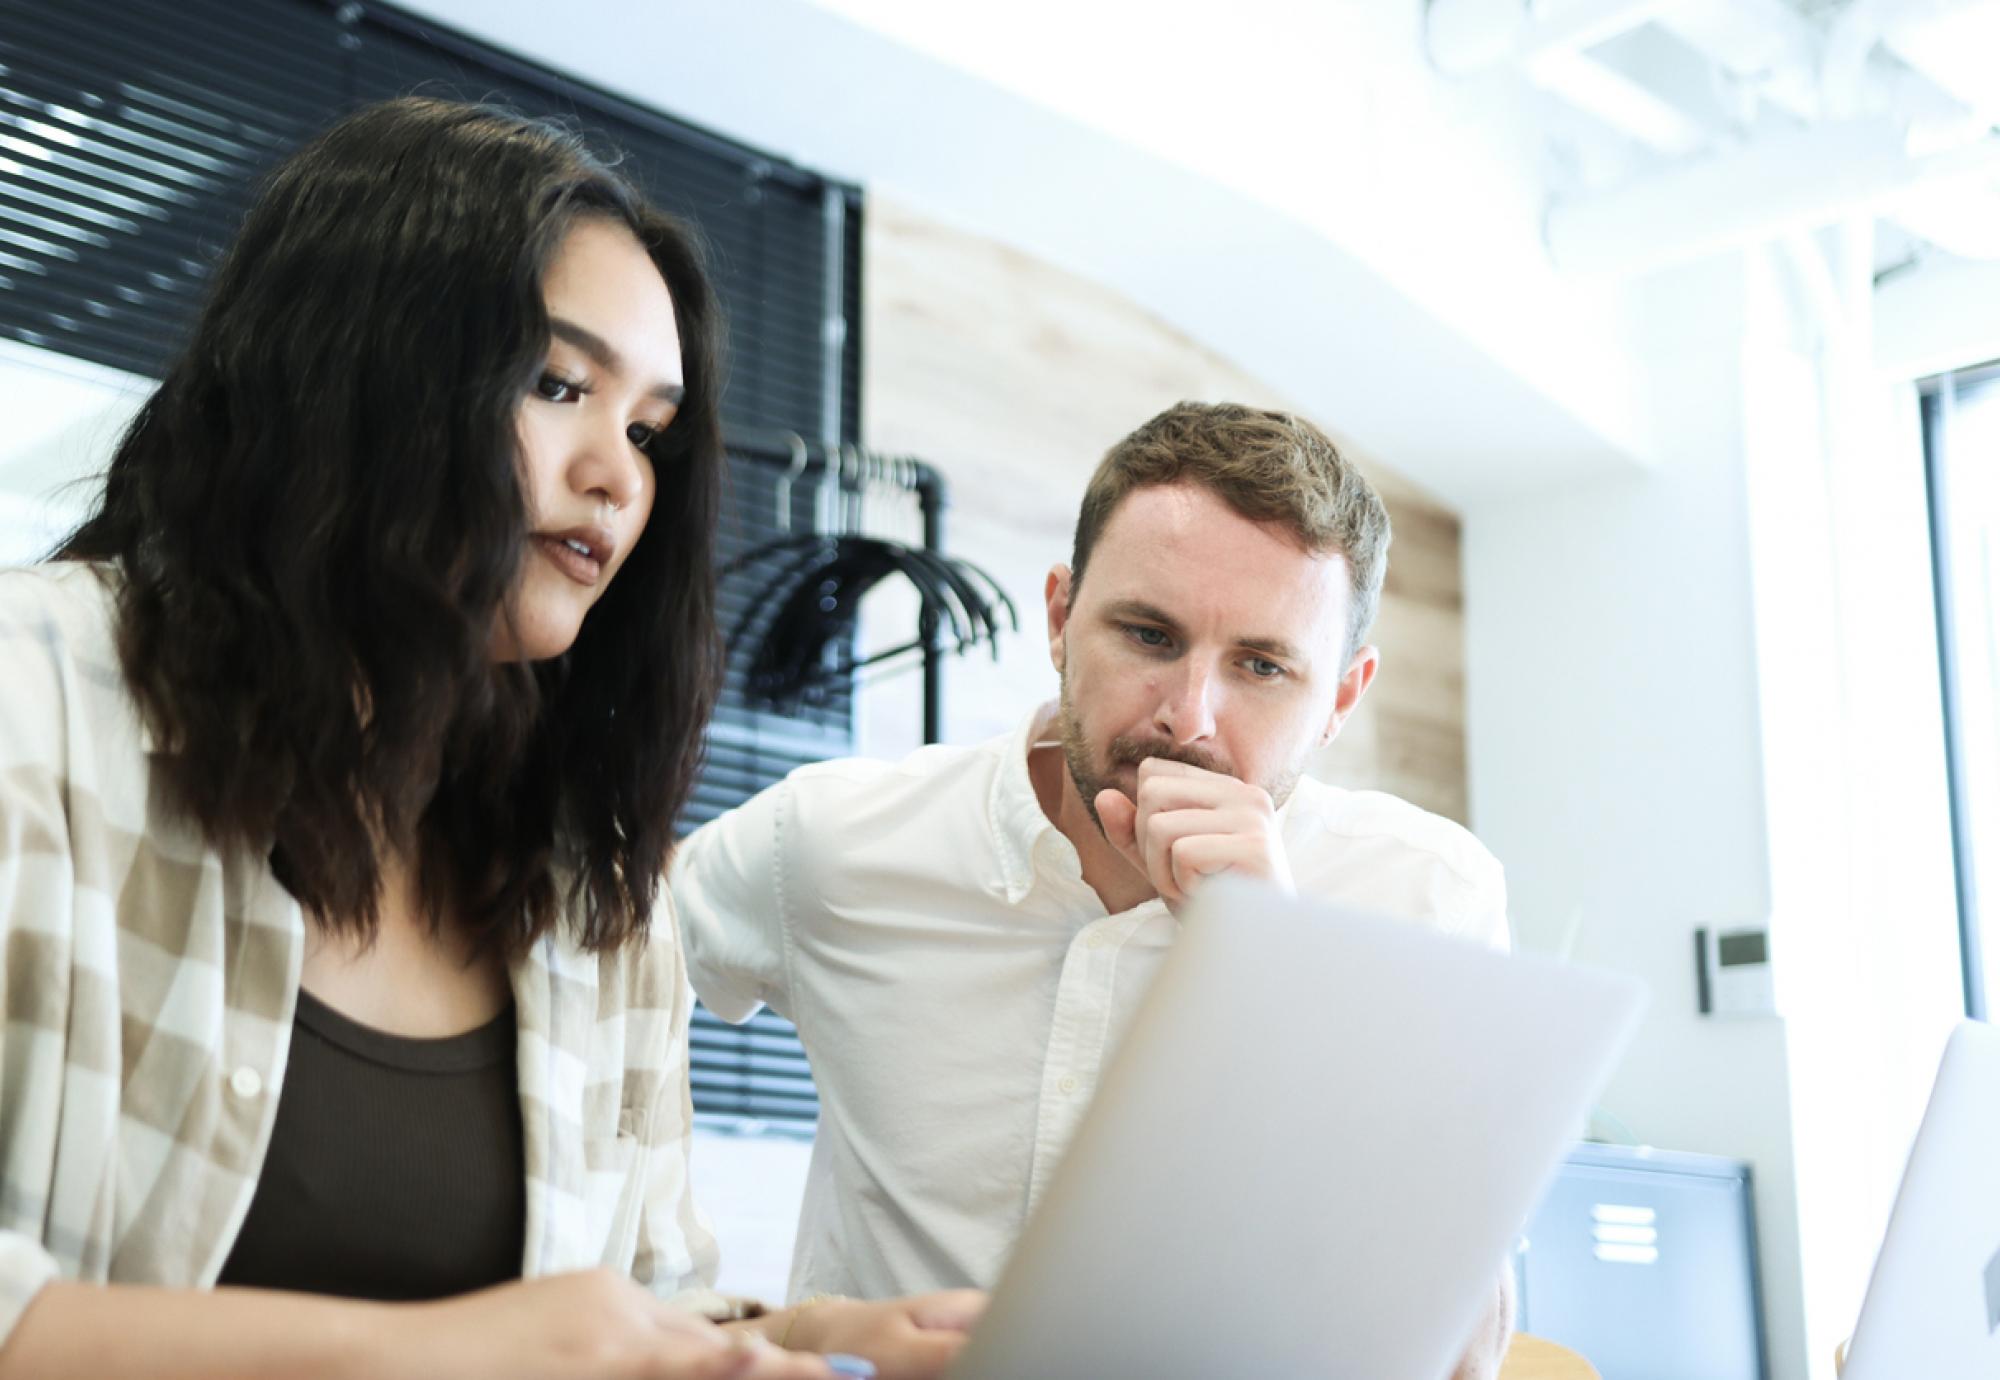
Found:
[736,534,1018,704]
[721,436,1017,726]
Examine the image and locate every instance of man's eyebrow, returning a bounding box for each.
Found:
[1101,598,1302,662]
[550,317,686,406]
[1101,599,1185,634]
[1236,634,1305,663]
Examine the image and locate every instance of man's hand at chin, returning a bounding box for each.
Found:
[1094,756,1295,907]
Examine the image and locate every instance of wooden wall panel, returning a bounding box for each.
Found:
[859,196,1469,823]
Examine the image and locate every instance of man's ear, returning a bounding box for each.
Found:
[1045,565,1073,674]
[1319,644,1380,747]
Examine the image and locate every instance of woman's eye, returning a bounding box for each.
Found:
[627,420,664,452]
[534,371,583,403]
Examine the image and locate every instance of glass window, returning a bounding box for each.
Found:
[1921,364,2000,1018]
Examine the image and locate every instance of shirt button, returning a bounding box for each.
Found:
[228,1066,263,1100]
[1058,1076,1079,1095]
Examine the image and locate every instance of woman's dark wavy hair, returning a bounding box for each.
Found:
[59,97,725,955]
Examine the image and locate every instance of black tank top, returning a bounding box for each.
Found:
[217,988,526,1300]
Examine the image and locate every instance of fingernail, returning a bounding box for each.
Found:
[824,1356,876,1378]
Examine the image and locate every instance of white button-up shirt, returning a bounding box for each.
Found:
[671,705,1509,1303]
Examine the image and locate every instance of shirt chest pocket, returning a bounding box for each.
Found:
[583,1107,649,1270]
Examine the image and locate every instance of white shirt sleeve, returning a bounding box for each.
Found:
[668,779,795,1024]
[1431,827,1511,954]
[1463,859,1512,954]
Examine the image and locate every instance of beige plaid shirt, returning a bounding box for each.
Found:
[0,561,724,1346]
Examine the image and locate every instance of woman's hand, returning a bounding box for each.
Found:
[782,1291,986,1380]
[397,1269,841,1380]
[0,1271,842,1380]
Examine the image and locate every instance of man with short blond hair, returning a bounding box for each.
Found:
[673,401,1513,1378]
[1071,401,1391,654]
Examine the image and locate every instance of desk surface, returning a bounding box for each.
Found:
[1500,1333,1601,1380]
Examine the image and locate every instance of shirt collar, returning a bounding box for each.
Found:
[988,701,1068,904]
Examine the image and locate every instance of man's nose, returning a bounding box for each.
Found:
[1154,661,1219,745]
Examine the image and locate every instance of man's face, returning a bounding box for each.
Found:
[1048,481,1377,826]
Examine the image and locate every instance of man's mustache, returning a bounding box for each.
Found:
[1103,736,1228,778]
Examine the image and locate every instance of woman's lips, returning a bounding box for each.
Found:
[532,533,603,585]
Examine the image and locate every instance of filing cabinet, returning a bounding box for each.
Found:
[1515,1144,1767,1380]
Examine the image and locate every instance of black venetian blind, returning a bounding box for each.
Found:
[0,0,849,1124]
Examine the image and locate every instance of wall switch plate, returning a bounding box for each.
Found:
[1695,926,1777,1018]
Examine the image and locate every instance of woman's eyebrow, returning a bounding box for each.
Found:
[549,317,686,405]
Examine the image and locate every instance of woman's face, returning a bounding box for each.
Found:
[493,216,684,662]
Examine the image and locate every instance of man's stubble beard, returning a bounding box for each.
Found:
[1056,666,1304,836]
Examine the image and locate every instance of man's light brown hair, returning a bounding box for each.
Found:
[1069,401,1392,660]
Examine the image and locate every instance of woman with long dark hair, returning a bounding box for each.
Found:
[0,98,977,1379]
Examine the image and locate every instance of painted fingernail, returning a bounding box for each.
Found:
[823,1356,876,1378]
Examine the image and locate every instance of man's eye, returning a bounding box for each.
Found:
[1247,658,1285,680]
[1130,625,1170,648]
[534,371,583,403]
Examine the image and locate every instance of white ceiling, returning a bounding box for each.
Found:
[1427,0,2000,275]
[388,0,2000,506]
[395,0,1660,508]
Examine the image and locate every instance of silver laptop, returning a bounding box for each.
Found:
[949,880,1645,1380]
[1843,1020,2000,1379]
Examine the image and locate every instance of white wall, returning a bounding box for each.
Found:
[1738,233,1965,1374]
[1465,241,1971,1379]
[0,342,147,561]
[1465,254,1811,1378]
[801,0,1655,495]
